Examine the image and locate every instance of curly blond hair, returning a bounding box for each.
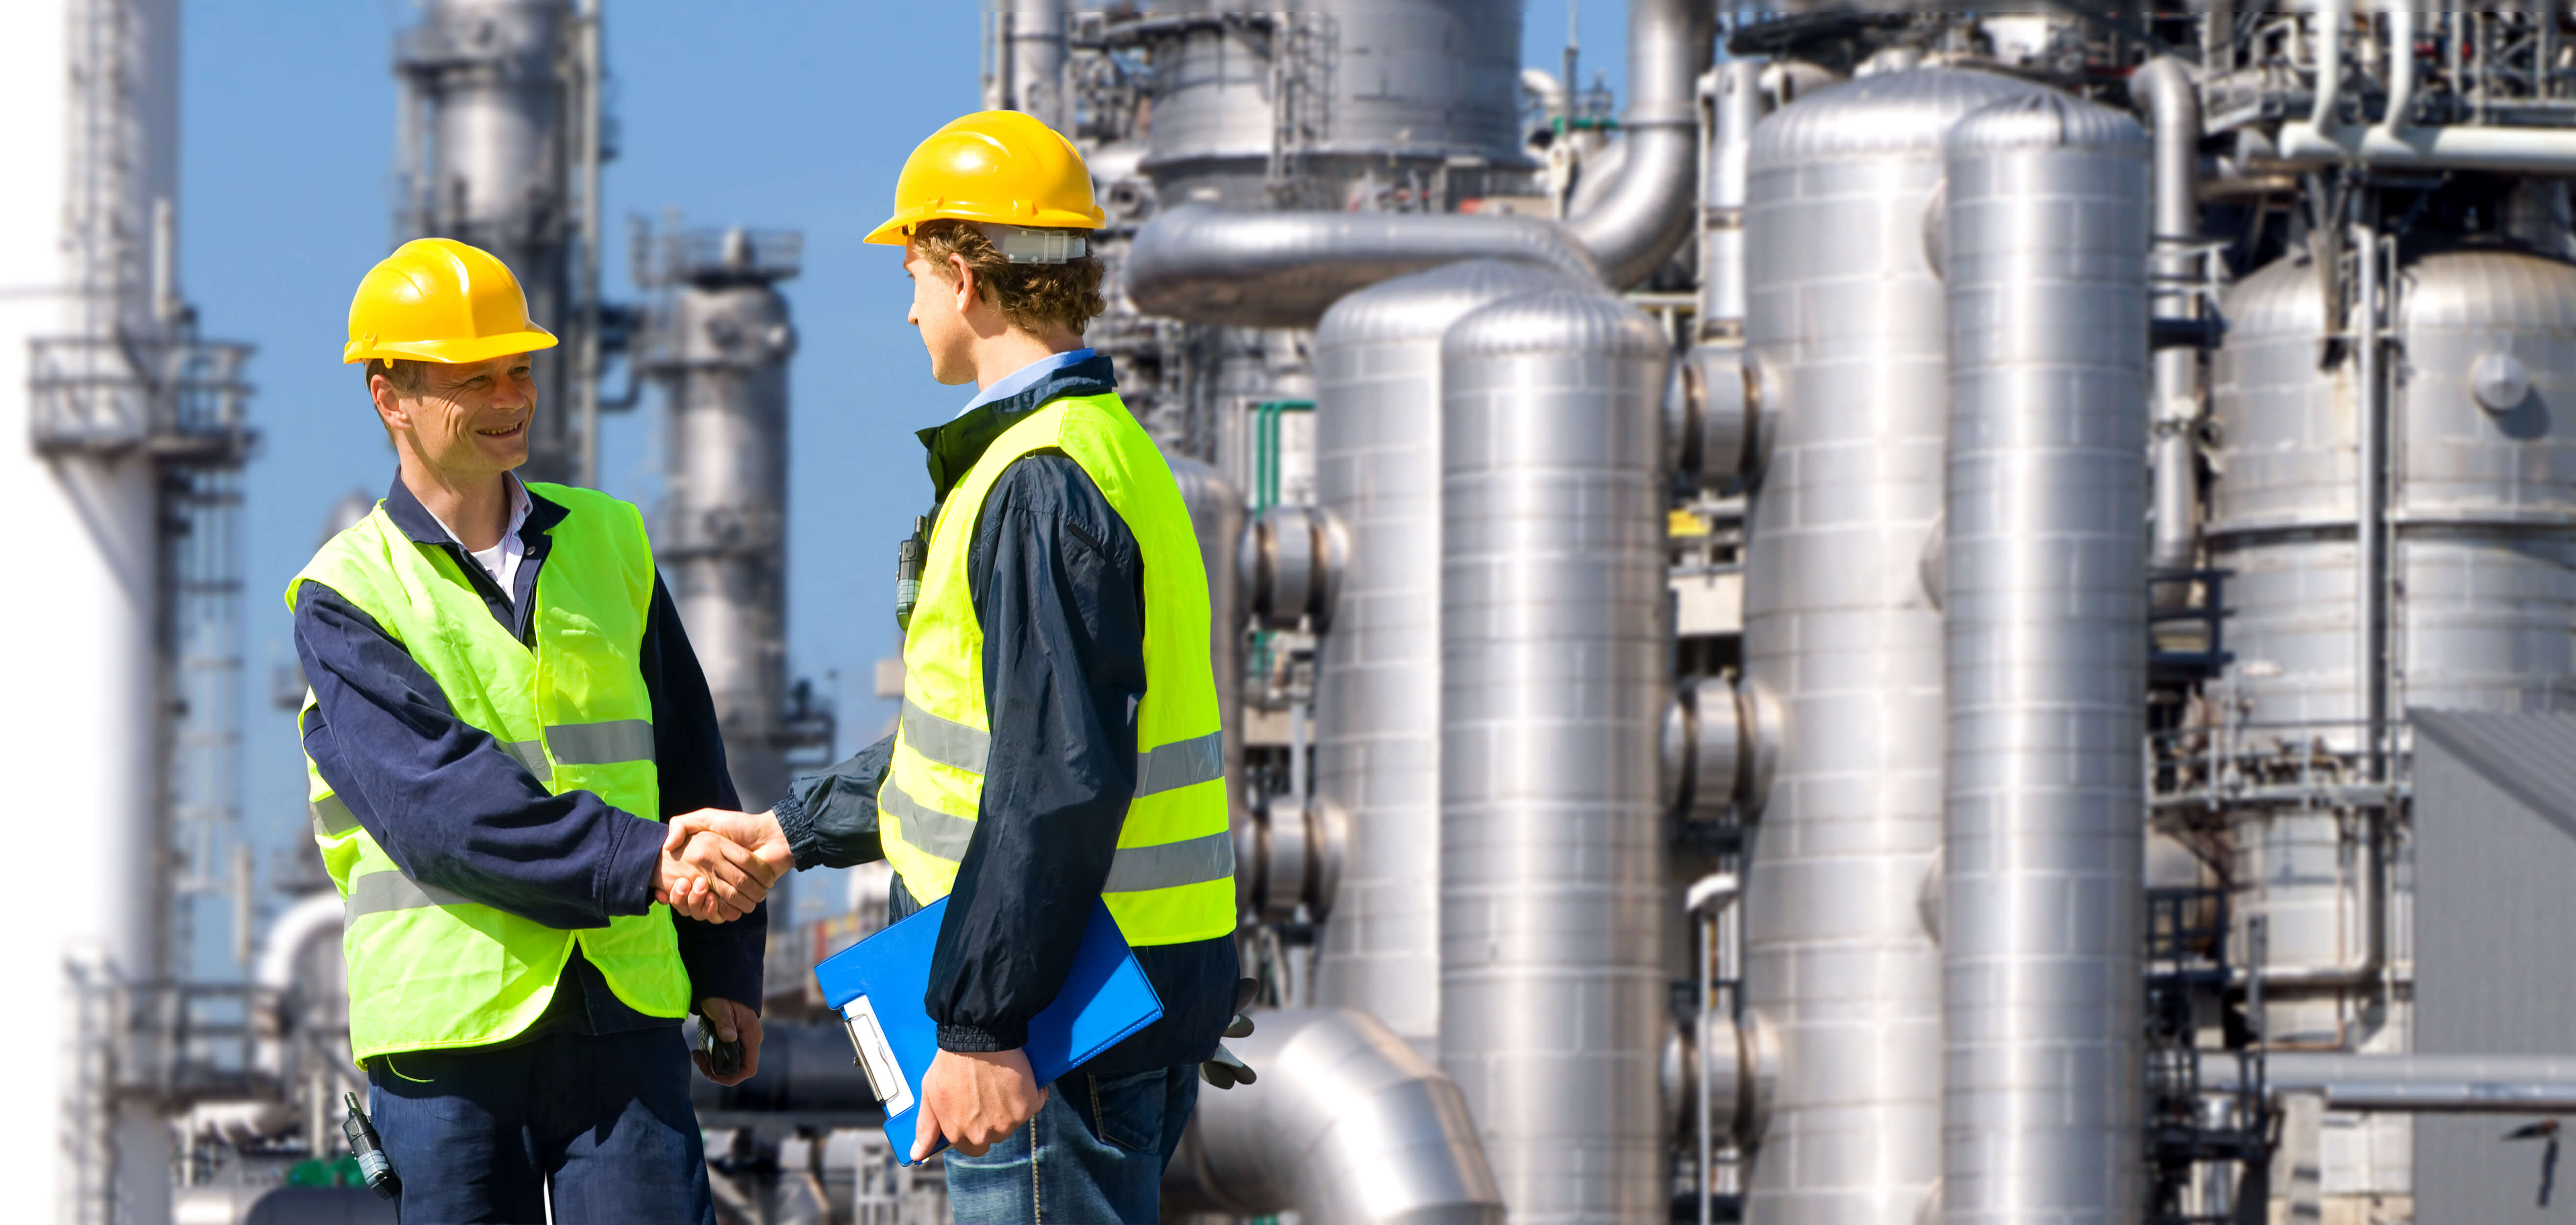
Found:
[911,219,1105,336]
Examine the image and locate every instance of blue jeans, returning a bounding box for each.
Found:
[944,1065,1199,1224]
[366,1026,714,1225]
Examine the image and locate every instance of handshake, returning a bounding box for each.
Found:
[651,808,794,923]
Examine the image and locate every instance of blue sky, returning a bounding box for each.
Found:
[183,0,1631,962]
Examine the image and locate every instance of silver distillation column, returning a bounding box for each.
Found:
[1306,259,1587,1056]
[1736,67,2048,1225]
[1937,91,2151,1225]
[640,227,805,969]
[1439,288,1671,1224]
[396,0,605,485]
[2205,227,2576,1212]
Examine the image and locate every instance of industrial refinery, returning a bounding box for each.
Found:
[8,1,2576,1223]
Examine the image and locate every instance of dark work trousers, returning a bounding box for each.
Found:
[366,1026,714,1225]
[943,1064,1199,1224]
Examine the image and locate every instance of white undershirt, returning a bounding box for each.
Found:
[426,474,533,603]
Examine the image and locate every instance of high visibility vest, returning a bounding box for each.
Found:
[882,391,1237,945]
[287,483,690,1061]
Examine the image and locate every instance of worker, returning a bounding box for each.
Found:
[289,237,783,1225]
[664,111,1240,1223]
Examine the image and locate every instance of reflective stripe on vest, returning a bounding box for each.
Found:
[288,482,688,1061]
[878,392,1238,945]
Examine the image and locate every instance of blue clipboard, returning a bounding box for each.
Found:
[811,896,1164,1165]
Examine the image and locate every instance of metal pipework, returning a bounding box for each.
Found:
[1939,90,2151,1225]
[1164,1008,1505,1225]
[646,232,801,812]
[1126,205,1602,329]
[1699,60,1762,336]
[2204,1053,2576,1113]
[249,891,346,1079]
[1738,67,2050,1225]
[1165,451,1247,829]
[994,0,1066,129]
[1439,289,1669,1222]
[1240,501,1345,632]
[2276,2,2576,172]
[2353,218,2389,781]
[398,0,583,482]
[1308,259,1585,1050]
[2130,57,2204,589]
[1564,0,1715,289]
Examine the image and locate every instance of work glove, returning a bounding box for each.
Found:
[1200,978,1261,1089]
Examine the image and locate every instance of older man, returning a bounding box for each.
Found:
[290,237,780,1224]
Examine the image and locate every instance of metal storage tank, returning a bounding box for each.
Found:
[1736,67,2049,1225]
[1937,91,2150,1225]
[1439,288,1668,1224]
[2205,240,2576,1204]
[1309,258,1587,1055]
[1141,0,1531,209]
[1164,450,1248,835]
[2208,244,2576,730]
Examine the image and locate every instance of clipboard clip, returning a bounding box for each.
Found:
[840,995,916,1117]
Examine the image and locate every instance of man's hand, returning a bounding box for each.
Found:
[653,823,778,922]
[913,1048,1047,1161]
[693,997,763,1086]
[660,808,794,923]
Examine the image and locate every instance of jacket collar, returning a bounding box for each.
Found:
[382,472,568,549]
[917,352,1118,501]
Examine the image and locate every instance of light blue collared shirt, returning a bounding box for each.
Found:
[957,347,1096,418]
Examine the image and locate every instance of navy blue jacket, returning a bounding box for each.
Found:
[292,477,766,1048]
[770,355,1238,1075]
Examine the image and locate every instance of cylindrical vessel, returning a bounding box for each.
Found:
[998,0,1066,130]
[2205,241,2576,1200]
[1438,289,1668,1223]
[658,277,797,809]
[1938,92,2149,1225]
[1309,259,1585,1054]
[1163,451,1247,830]
[407,0,578,483]
[2207,245,2576,731]
[1142,0,1530,209]
[1737,67,2047,1225]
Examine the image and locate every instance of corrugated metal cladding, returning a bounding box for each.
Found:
[2411,709,2576,1225]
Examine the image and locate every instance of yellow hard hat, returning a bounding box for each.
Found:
[865,110,1106,247]
[343,237,559,366]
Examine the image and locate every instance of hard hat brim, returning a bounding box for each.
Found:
[344,326,560,367]
[865,202,1106,248]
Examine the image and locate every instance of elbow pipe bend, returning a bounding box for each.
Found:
[1163,1008,1504,1225]
[1564,0,1716,289]
[1124,205,1599,328]
[251,891,349,1079]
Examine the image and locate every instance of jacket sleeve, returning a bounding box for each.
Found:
[924,454,1146,1053]
[773,734,894,871]
[637,574,768,1012]
[292,580,667,930]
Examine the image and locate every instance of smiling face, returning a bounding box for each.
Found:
[904,242,979,386]
[372,353,537,482]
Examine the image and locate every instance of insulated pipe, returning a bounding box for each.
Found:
[1439,290,1669,1221]
[1564,0,1714,289]
[1163,1008,1505,1225]
[2354,219,2387,780]
[2203,1054,2576,1113]
[1939,92,2151,1225]
[2130,57,2204,588]
[251,892,346,1078]
[1124,205,1602,328]
[1700,60,1762,336]
[2275,1,2576,172]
